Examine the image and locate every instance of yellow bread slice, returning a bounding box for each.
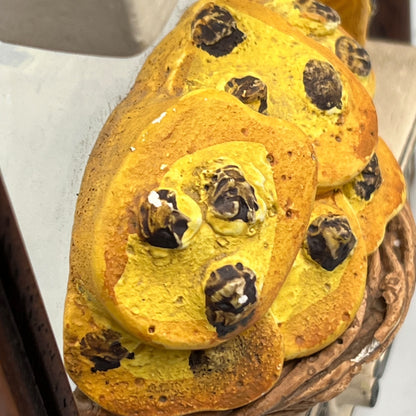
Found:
[259,0,375,95]
[132,0,378,189]
[69,88,317,349]
[342,137,407,254]
[271,190,367,360]
[64,276,284,416]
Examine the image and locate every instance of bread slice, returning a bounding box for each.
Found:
[342,137,407,254]
[271,190,367,359]
[68,88,317,349]
[132,0,378,189]
[64,275,284,416]
[259,0,375,96]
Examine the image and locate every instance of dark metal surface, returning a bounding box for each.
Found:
[370,0,411,42]
[0,174,79,416]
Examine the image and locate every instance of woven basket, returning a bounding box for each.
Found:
[74,202,416,416]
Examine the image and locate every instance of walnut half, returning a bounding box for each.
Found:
[137,189,201,249]
[204,262,257,337]
[305,214,356,271]
[303,59,343,111]
[191,3,246,57]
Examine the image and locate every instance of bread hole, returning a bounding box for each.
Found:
[175,295,184,304]
[296,335,305,346]
[135,378,145,386]
[266,153,274,164]
[148,325,156,334]
[324,283,331,291]
[159,396,168,403]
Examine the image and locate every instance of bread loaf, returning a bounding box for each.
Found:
[132,0,378,189]
[63,1,411,415]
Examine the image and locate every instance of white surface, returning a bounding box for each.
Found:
[0,1,416,415]
[0,0,178,56]
[0,0,191,353]
[1,44,137,352]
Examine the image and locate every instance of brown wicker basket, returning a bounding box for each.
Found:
[74,202,416,416]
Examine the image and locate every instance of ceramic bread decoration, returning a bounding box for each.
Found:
[63,1,413,416]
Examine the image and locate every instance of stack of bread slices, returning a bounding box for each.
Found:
[64,1,413,415]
